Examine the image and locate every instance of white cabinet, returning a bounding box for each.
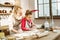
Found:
[0,4,14,26]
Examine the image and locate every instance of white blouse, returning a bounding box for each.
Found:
[7,13,22,30]
[1,13,22,30]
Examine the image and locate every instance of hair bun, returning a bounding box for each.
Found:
[25,10,32,15]
[26,10,30,13]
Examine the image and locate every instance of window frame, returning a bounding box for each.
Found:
[36,0,60,19]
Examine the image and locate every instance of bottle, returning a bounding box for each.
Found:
[49,19,54,31]
[44,21,49,31]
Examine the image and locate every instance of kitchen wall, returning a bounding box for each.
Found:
[20,0,30,16]
[15,0,20,6]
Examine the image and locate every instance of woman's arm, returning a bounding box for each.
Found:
[8,15,18,33]
[11,29,18,33]
[31,20,37,30]
[31,20,36,27]
[21,19,31,31]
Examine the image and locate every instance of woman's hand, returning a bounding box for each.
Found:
[12,29,18,33]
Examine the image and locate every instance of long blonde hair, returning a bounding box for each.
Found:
[13,6,22,15]
[11,6,22,19]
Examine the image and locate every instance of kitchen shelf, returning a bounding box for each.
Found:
[0,13,10,15]
[0,4,14,7]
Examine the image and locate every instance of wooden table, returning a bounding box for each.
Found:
[6,29,60,40]
[0,26,10,36]
[34,31,60,40]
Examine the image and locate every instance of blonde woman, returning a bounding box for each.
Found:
[8,6,23,33]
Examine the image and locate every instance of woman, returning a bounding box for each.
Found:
[20,10,36,31]
[8,6,23,33]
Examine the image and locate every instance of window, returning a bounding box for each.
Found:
[52,0,60,16]
[36,0,60,18]
[37,0,50,17]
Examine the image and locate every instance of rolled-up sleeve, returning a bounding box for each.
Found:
[21,19,30,31]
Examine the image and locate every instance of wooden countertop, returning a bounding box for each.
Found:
[34,31,60,40]
[6,29,60,40]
